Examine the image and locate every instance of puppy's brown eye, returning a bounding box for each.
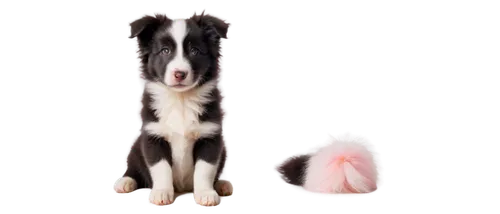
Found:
[160,47,171,55]
[190,47,200,56]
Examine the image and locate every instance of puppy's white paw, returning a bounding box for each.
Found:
[149,189,174,205]
[114,177,137,193]
[194,189,220,206]
[215,180,233,196]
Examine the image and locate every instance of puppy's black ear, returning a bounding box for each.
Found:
[191,12,230,39]
[273,152,309,186]
[129,14,168,47]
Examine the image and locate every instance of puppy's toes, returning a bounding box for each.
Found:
[194,190,220,206]
[149,189,175,205]
[114,177,137,193]
[215,180,233,196]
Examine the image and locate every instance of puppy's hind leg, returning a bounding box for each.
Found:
[214,180,233,196]
[114,141,145,193]
[111,176,137,195]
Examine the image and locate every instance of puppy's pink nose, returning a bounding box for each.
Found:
[174,70,187,82]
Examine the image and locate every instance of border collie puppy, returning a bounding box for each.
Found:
[114,13,231,206]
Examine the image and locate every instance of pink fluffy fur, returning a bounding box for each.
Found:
[303,137,378,193]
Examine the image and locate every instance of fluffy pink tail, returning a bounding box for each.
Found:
[301,133,384,195]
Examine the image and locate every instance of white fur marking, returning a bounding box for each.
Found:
[145,80,218,192]
[195,189,220,206]
[194,160,220,206]
[149,159,173,190]
[150,189,175,205]
[145,80,217,137]
[187,121,221,140]
[170,134,195,191]
[114,176,137,193]
[165,19,193,87]
[149,160,174,205]
[194,160,218,191]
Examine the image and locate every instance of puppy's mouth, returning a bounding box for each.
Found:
[168,84,187,88]
[166,80,199,92]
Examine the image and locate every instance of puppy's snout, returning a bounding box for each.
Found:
[173,70,187,82]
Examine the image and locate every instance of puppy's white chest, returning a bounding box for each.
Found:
[160,100,199,137]
[145,82,206,139]
[145,81,220,140]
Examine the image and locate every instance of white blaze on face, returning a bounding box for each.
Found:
[165,19,193,89]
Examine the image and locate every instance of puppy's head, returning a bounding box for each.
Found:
[130,12,229,92]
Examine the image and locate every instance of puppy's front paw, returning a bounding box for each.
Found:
[215,180,233,196]
[194,190,220,206]
[114,177,137,193]
[149,189,174,205]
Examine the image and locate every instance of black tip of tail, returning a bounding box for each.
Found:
[273,152,309,186]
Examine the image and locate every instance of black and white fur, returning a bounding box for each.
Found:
[114,13,231,206]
